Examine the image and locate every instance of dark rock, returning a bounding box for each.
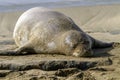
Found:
[0,70,11,77]
[0,59,112,71]
[55,68,80,77]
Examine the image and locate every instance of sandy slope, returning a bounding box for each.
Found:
[0,4,120,80]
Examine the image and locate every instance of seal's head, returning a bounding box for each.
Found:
[64,30,93,57]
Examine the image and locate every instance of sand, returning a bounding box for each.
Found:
[0,4,120,80]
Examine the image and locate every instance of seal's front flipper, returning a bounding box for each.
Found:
[0,50,16,56]
[0,43,36,56]
[0,47,35,56]
[14,46,36,55]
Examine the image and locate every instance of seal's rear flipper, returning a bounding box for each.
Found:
[92,47,113,57]
[92,42,120,57]
[89,36,114,49]
[112,42,120,48]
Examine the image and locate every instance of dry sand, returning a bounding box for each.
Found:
[0,4,120,80]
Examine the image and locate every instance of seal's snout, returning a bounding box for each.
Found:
[73,47,93,57]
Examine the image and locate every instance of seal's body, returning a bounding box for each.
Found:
[12,7,114,57]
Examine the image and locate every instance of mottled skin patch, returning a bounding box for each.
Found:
[0,7,116,57]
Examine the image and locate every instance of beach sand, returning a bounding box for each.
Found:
[0,4,120,80]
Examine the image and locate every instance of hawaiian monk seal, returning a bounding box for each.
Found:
[3,7,118,57]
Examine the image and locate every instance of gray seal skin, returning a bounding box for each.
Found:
[11,7,115,57]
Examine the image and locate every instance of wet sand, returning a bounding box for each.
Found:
[0,4,120,80]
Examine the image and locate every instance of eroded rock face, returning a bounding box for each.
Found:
[0,57,112,80]
[0,58,112,71]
